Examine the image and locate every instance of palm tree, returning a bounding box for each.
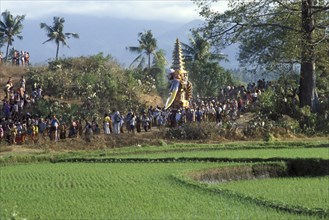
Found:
[126,30,158,69]
[40,17,79,60]
[181,32,227,63]
[0,10,25,62]
[181,32,230,97]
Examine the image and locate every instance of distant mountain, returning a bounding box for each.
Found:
[8,15,239,69]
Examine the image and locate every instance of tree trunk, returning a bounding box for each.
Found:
[148,54,151,69]
[56,42,60,60]
[5,42,10,62]
[299,0,317,112]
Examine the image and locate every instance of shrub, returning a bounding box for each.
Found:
[165,123,216,140]
[257,72,329,135]
[315,113,329,134]
[189,162,288,183]
[252,163,288,178]
[25,54,158,121]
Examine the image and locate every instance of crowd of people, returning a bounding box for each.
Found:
[12,50,30,66]
[0,50,30,66]
[0,75,269,145]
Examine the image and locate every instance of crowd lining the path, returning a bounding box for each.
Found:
[1,76,270,144]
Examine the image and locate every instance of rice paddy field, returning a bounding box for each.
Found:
[113,147,329,159]
[215,176,329,210]
[0,139,328,219]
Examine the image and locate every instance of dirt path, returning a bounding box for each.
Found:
[0,127,167,156]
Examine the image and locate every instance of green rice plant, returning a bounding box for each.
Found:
[1,141,327,166]
[113,147,329,160]
[178,162,328,218]
[0,163,321,219]
[175,167,328,218]
[102,139,329,157]
[0,204,27,220]
[1,140,328,219]
[209,176,329,212]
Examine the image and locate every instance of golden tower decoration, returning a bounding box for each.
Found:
[164,38,192,110]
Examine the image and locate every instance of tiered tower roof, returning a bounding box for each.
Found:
[171,38,187,73]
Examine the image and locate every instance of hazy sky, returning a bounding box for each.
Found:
[1,0,228,23]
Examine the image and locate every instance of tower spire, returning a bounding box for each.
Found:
[171,38,187,73]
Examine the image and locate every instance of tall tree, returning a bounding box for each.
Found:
[126,30,159,69]
[0,10,25,62]
[189,61,234,97]
[150,49,167,95]
[193,0,329,111]
[181,31,232,96]
[181,31,227,63]
[40,17,79,60]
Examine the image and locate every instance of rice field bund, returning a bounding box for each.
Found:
[0,140,328,219]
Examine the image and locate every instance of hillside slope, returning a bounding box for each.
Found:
[0,65,164,109]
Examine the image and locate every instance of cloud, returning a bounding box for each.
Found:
[1,0,228,23]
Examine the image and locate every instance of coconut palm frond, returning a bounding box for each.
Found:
[137,56,146,69]
[127,46,143,53]
[40,23,54,33]
[127,30,159,70]
[42,38,53,44]
[129,54,143,68]
[65,32,79,39]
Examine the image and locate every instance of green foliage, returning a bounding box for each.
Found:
[181,31,226,63]
[126,30,167,97]
[189,61,236,97]
[186,160,329,217]
[99,145,329,160]
[256,72,329,134]
[276,115,300,134]
[317,66,329,114]
[26,54,149,120]
[262,132,275,143]
[151,49,167,97]
[120,146,329,160]
[1,140,328,164]
[254,72,325,134]
[296,106,317,135]
[1,139,328,218]
[258,73,299,119]
[194,0,328,111]
[31,99,81,122]
[127,30,160,69]
[1,162,308,219]
[190,163,288,183]
[258,89,277,118]
[165,123,215,140]
[314,114,329,135]
[181,32,236,97]
[209,175,329,216]
[0,205,26,220]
